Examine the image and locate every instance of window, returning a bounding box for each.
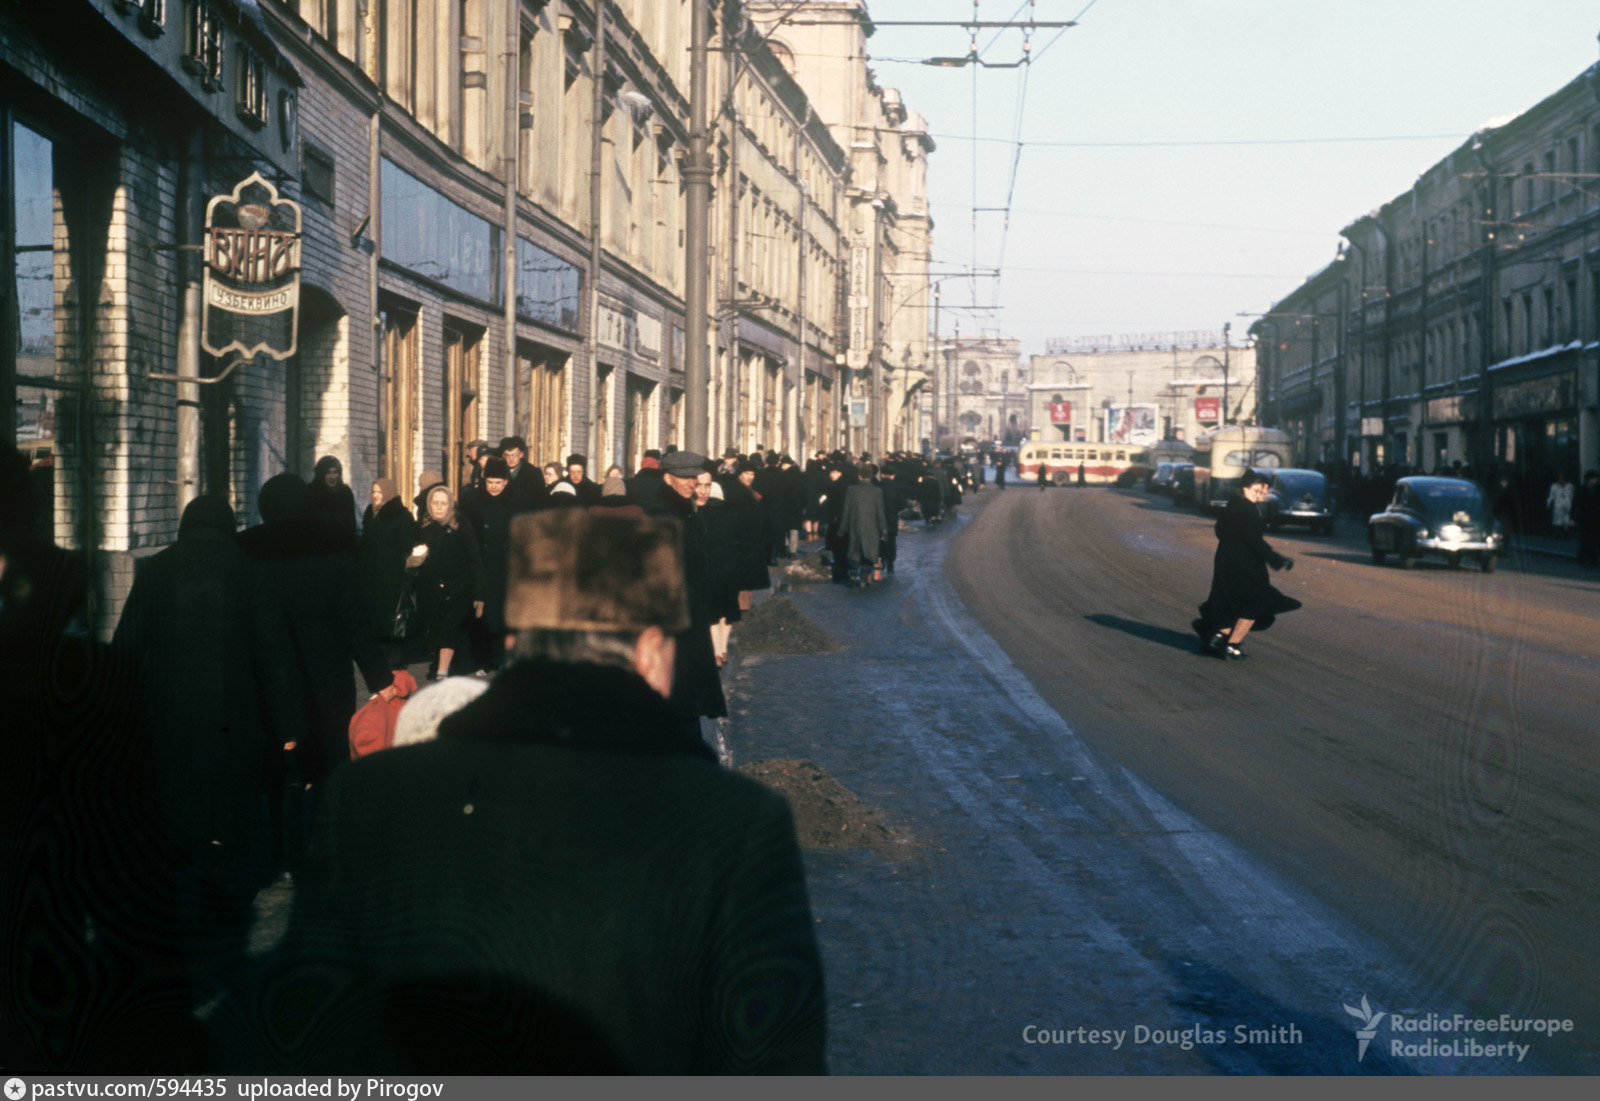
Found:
[302,142,335,206]
[1567,137,1580,196]
[185,1,225,90]
[4,120,66,545]
[1543,151,1556,206]
[236,45,268,128]
[1521,292,1533,354]
[138,0,166,36]
[1543,287,1554,346]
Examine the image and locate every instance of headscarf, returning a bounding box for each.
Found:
[373,478,400,506]
[423,484,458,529]
[313,455,343,485]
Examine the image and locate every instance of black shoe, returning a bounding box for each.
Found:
[1220,643,1248,660]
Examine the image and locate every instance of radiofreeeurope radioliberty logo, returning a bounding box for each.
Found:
[1340,996,1572,1065]
[1344,995,1385,1062]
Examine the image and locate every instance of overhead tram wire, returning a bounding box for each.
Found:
[930,133,1470,147]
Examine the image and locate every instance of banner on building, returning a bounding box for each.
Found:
[1105,404,1158,446]
[1049,400,1072,424]
[203,173,301,360]
[1194,395,1220,423]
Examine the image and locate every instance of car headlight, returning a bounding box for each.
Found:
[1439,523,1463,540]
[1417,528,1429,538]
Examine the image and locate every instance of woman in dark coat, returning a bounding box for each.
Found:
[1194,470,1300,660]
[308,455,358,548]
[359,477,420,665]
[468,457,517,670]
[415,484,485,679]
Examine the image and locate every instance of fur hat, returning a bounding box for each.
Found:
[504,510,690,633]
[660,449,708,477]
[483,456,512,481]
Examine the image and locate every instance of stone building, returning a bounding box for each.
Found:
[930,334,1026,448]
[1261,56,1600,500]
[3,1,933,635]
[747,0,934,456]
[1027,333,1252,446]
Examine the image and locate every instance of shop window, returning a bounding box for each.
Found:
[379,301,419,488]
[442,324,481,495]
[4,120,68,545]
[524,352,567,465]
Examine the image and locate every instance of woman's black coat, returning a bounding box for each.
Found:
[470,488,517,633]
[359,497,421,638]
[1198,493,1302,632]
[414,519,485,652]
[720,479,774,592]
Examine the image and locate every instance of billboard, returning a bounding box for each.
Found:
[1049,400,1072,424]
[1105,404,1158,447]
[1195,396,1221,423]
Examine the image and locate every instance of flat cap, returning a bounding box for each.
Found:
[660,450,708,477]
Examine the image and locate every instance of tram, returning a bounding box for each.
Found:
[1019,441,1153,486]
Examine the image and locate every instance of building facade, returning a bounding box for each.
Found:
[3,0,933,635]
[747,0,934,456]
[930,334,1026,447]
[1261,58,1600,500]
[1027,332,1252,447]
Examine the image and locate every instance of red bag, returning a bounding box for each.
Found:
[348,670,419,759]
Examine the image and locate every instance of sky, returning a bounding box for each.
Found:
[857,0,1600,354]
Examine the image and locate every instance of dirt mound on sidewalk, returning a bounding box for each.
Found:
[737,595,838,655]
[740,758,909,856]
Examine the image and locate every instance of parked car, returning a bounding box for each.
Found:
[1260,467,1334,534]
[1170,463,1196,506]
[1368,476,1504,571]
[1148,461,1175,494]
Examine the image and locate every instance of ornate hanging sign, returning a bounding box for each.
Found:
[202,172,301,360]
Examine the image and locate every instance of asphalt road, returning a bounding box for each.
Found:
[724,483,1599,1074]
[943,484,1600,1073]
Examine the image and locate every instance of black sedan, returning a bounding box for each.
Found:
[1367,476,1504,571]
[1260,468,1334,534]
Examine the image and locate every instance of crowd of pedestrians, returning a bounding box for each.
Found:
[0,433,991,1073]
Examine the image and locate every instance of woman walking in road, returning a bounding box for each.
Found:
[1193,470,1300,660]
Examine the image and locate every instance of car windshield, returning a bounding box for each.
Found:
[1414,483,1489,522]
[1275,472,1324,498]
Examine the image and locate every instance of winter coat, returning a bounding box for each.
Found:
[307,479,358,550]
[643,481,727,721]
[239,478,395,781]
[414,519,485,652]
[113,524,307,853]
[694,496,743,622]
[720,479,774,592]
[839,481,888,565]
[466,486,516,633]
[1198,493,1302,633]
[347,670,421,759]
[266,658,825,1073]
[359,497,421,639]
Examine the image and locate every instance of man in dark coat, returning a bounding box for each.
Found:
[113,495,307,1000]
[265,509,826,1073]
[1194,470,1300,660]
[839,462,888,586]
[566,452,604,507]
[644,451,727,733]
[239,474,396,866]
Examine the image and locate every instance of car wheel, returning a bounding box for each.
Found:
[1399,552,1417,570]
[1369,536,1386,566]
[1481,554,1497,573]
[1446,552,1461,569]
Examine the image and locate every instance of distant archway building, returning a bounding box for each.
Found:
[1027,332,1254,444]
[929,335,1026,448]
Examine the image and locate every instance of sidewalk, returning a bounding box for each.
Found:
[1508,531,1580,561]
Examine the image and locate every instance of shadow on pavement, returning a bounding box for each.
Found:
[1083,612,1204,654]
